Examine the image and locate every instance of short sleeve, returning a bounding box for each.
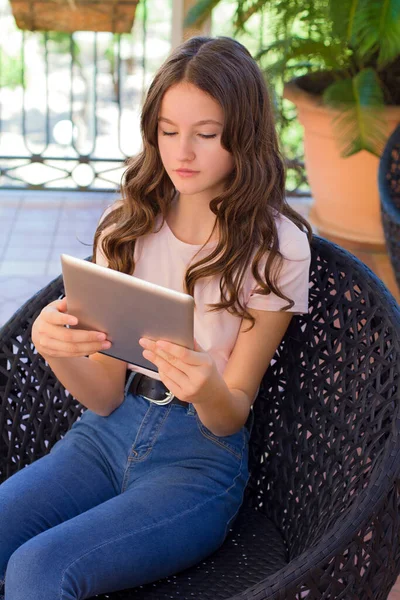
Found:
[246,228,311,314]
[94,230,109,267]
[93,201,123,267]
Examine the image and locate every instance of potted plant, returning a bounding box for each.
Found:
[9,0,139,33]
[185,0,400,246]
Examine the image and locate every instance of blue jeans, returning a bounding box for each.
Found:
[0,371,253,600]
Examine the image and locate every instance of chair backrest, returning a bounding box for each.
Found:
[244,235,400,560]
[0,269,89,480]
[378,122,400,289]
[1,237,399,558]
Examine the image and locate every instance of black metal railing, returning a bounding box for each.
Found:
[0,0,160,190]
[0,0,308,194]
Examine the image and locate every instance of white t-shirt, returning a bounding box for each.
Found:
[95,209,311,396]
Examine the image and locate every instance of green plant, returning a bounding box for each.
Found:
[185,0,400,157]
[39,31,81,63]
[0,48,24,89]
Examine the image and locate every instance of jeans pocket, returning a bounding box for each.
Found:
[195,414,246,460]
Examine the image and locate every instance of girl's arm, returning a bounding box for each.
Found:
[199,308,294,435]
[42,353,127,417]
[139,308,293,436]
[194,386,251,437]
[32,297,127,417]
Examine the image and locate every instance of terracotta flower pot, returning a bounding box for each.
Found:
[283,80,400,247]
[9,0,139,33]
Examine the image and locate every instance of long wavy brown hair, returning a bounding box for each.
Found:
[93,35,313,332]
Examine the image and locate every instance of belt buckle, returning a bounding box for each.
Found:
[142,390,175,405]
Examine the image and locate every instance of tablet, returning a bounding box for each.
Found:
[60,254,194,381]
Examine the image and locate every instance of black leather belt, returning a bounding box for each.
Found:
[127,373,254,434]
[128,373,188,407]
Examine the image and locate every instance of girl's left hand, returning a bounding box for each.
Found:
[138,337,224,405]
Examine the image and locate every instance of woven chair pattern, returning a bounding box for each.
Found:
[379,123,400,291]
[1,234,400,599]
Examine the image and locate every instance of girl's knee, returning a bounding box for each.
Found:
[5,538,72,600]
[6,541,42,598]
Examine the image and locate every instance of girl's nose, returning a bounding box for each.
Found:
[177,137,195,161]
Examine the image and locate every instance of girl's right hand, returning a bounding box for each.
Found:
[31,296,112,359]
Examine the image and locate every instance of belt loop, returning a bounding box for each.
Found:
[187,403,196,416]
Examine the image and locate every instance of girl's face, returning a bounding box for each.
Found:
[157,82,234,198]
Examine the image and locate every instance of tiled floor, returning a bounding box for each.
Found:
[0,189,399,596]
[0,190,118,326]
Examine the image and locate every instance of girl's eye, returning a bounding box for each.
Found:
[161,131,217,139]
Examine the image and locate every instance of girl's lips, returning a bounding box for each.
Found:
[175,170,199,177]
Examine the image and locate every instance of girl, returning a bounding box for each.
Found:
[0,35,312,599]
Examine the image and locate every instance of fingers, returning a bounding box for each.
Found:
[151,339,205,366]
[45,299,76,326]
[34,297,111,358]
[56,296,69,314]
[38,333,111,358]
[49,322,109,344]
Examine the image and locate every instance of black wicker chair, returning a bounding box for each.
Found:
[379,122,400,291]
[1,234,400,600]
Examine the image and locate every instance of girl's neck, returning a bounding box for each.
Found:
[166,191,219,246]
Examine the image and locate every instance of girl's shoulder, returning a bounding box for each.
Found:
[272,209,311,261]
[94,199,124,266]
[99,199,124,225]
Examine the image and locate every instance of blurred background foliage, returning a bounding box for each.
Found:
[3,0,400,192]
[188,0,400,185]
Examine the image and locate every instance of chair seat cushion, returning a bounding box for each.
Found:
[90,506,288,599]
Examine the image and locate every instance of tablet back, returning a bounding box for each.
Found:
[61,254,194,379]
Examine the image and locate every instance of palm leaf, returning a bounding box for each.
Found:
[184,0,221,28]
[255,37,345,71]
[323,68,387,157]
[329,0,361,45]
[233,0,268,30]
[264,60,315,77]
[283,38,344,69]
[352,0,400,68]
